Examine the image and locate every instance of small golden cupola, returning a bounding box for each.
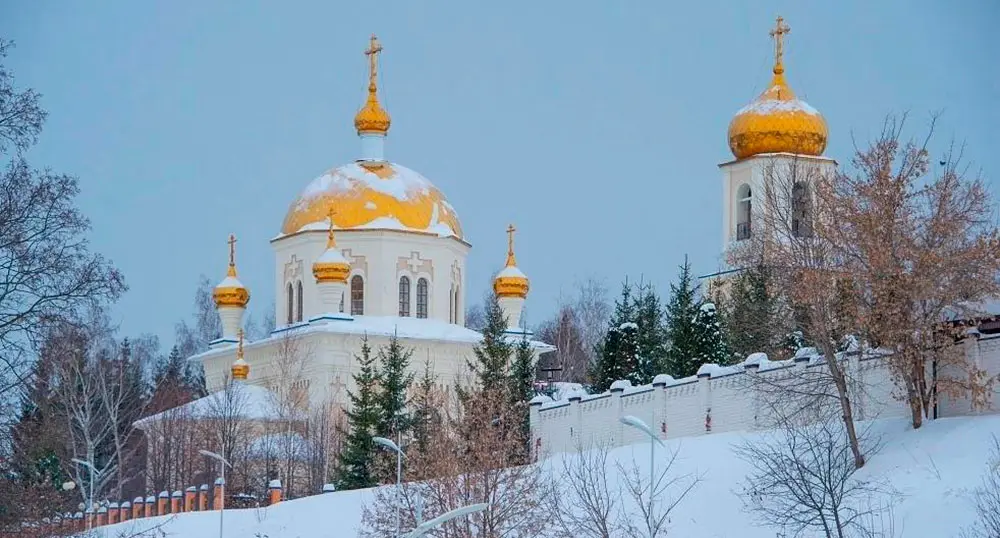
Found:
[494,225,529,331]
[493,225,529,299]
[231,329,249,381]
[354,34,391,139]
[728,16,828,160]
[212,234,251,343]
[312,207,351,284]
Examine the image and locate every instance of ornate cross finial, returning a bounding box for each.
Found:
[505,224,517,267]
[326,205,338,248]
[364,34,383,91]
[769,16,791,75]
[227,234,237,277]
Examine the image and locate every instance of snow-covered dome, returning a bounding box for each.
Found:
[728,17,827,160]
[280,162,463,240]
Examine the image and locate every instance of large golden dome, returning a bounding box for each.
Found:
[728,16,827,160]
[281,162,463,239]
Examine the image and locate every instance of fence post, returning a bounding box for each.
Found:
[185,486,197,512]
[133,497,144,519]
[96,505,107,527]
[120,501,131,522]
[157,491,169,515]
[213,478,225,510]
[171,490,182,513]
[199,484,209,511]
[268,479,283,505]
[144,495,155,518]
[108,502,119,525]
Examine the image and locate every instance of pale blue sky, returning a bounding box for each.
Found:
[2,1,997,344]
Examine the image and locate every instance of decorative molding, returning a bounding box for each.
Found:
[283,255,304,283]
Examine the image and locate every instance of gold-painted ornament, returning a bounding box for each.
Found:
[493,224,529,299]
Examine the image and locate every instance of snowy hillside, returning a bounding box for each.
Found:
[94,415,997,538]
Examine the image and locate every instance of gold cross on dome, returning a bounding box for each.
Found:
[505,224,517,266]
[769,16,791,74]
[364,34,383,88]
[227,234,238,276]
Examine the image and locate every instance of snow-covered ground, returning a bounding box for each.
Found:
[93,414,997,537]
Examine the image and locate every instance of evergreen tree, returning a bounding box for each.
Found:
[633,282,668,382]
[411,361,441,458]
[692,302,730,366]
[462,293,513,397]
[590,280,639,391]
[664,256,702,377]
[374,332,415,440]
[725,265,786,360]
[508,335,536,462]
[337,336,381,490]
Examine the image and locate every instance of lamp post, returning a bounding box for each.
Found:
[403,502,488,538]
[620,415,664,538]
[372,436,404,538]
[71,458,97,531]
[199,449,231,538]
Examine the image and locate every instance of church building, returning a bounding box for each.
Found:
[145,35,553,430]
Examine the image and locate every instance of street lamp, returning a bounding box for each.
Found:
[372,436,405,538]
[71,458,97,531]
[403,502,488,538]
[620,415,664,538]
[199,449,231,538]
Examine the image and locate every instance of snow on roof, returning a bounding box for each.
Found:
[496,265,526,279]
[216,275,245,289]
[189,315,555,363]
[134,383,284,428]
[315,246,349,265]
[283,162,460,240]
[736,97,820,116]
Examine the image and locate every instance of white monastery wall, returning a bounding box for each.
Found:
[271,229,469,325]
[531,345,998,455]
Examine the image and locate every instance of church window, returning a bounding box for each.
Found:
[454,285,461,324]
[296,281,304,322]
[791,181,812,238]
[351,275,365,316]
[736,184,752,240]
[286,283,294,325]
[398,276,411,317]
[417,278,429,319]
[449,286,455,323]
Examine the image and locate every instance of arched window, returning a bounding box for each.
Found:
[339,293,345,314]
[416,278,429,319]
[286,283,294,325]
[449,286,455,323]
[736,184,752,240]
[296,281,304,322]
[454,285,461,325]
[398,276,411,317]
[351,275,365,316]
[792,181,812,238]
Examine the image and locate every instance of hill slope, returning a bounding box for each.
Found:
[98,414,997,537]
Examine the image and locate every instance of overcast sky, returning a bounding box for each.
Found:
[1,1,997,345]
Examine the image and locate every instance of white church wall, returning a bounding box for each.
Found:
[270,229,469,325]
[530,346,998,456]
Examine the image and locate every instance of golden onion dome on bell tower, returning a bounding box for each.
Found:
[231,329,249,381]
[312,207,352,284]
[728,16,828,160]
[353,34,391,136]
[213,234,251,309]
[493,224,529,299]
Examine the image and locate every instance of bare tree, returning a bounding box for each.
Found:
[821,116,1000,428]
[729,154,868,468]
[536,305,587,383]
[361,384,554,538]
[550,441,620,538]
[572,276,612,366]
[963,434,1000,538]
[262,332,311,497]
[616,446,700,538]
[734,403,897,538]
[203,376,254,492]
[0,39,124,408]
